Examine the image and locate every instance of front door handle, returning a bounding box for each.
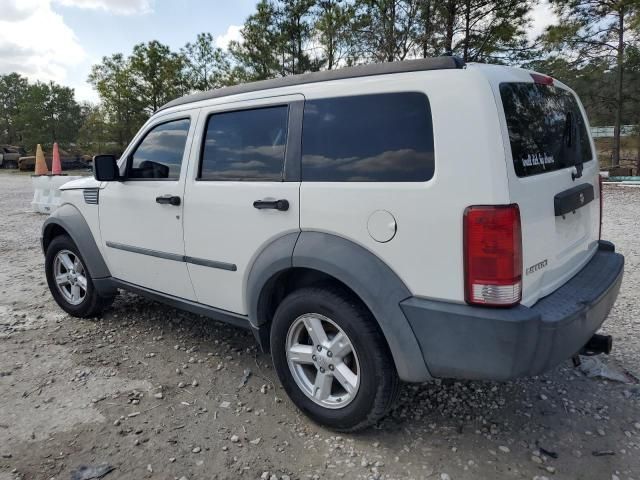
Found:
[156,195,181,206]
[253,199,289,211]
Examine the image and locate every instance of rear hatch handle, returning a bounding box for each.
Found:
[554,183,594,216]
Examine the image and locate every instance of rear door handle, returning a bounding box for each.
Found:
[156,195,181,206]
[253,199,289,211]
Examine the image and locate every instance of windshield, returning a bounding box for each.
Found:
[500,82,593,177]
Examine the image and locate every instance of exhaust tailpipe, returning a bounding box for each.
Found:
[581,334,613,356]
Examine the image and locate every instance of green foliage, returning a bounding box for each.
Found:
[279,0,320,73]
[448,0,533,63]
[542,0,638,65]
[88,53,147,149]
[349,0,534,64]
[0,74,81,152]
[229,1,288,80]
[313,0,358,69]
[0,73,28,145]
[229,0,321,80]
[354,0,421,62]
[182,33,232,90]
[77,104,115,155]
[130,40,188,113]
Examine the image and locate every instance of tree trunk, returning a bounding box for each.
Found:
[421,0,432,58]
[387,2,396,62]
[328,28,335,70]
[612,6,625,168]
[463,0,471,61]
[298,17,303,74]
[445,0,456,56]
[293,17,302,75]
[116,91,123,148]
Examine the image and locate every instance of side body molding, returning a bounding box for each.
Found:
[41,203,114,295]
[247,231,432,382]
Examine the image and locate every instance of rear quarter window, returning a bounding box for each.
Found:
[301,92,435,182]
[500,82,593,177]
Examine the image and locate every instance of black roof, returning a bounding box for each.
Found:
[160,56,465,111]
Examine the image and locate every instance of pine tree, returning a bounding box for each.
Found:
[314,0,358,69]
[182,33,231,91]
[229,1,284,80]
[433,0,533,62]
[354,0,420,62]
[278,0,318,74]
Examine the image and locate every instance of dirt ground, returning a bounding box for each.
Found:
[1,172,639,480]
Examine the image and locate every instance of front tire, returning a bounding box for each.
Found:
[45,235,113,318]
[270,287,399,432]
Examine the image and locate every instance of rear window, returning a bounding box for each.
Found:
[500,83,593,177]
[301,92,434,182]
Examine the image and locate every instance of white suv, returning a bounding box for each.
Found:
[42,57,624,431]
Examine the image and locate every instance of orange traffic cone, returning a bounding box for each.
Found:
[52,142,62,175]
[34,144,48,176]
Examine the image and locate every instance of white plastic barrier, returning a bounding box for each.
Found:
[31,175,83,214]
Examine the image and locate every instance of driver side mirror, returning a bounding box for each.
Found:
[93,155,120,181]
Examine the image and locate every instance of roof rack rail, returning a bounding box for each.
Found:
[159,56,465,111]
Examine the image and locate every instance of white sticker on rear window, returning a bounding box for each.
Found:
[521,153,555,168]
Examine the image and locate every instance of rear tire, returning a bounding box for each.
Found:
[45,235,114,318]
[270,286,399,432]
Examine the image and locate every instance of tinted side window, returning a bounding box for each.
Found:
[200,106,289,181]
[129,119,191,180]
[301,92,434,182]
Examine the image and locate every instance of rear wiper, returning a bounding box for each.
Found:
[572,114,584,180]
[563,112,573,148]
[563,112,583,180]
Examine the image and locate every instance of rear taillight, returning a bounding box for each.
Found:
[464,205,522,307]
[599,174,603,240]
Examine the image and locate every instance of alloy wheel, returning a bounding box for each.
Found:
[53,249,88,306]
[285,313,360,409]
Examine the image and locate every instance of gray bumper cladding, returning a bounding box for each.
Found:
[401,241,624,381]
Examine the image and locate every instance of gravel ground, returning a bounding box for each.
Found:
[0,172,639,480]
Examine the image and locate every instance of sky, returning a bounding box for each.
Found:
[0,0,556,104]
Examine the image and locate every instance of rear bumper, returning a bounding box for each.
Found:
[401,241,624,381]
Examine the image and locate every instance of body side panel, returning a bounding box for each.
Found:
[298,69,510,303]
